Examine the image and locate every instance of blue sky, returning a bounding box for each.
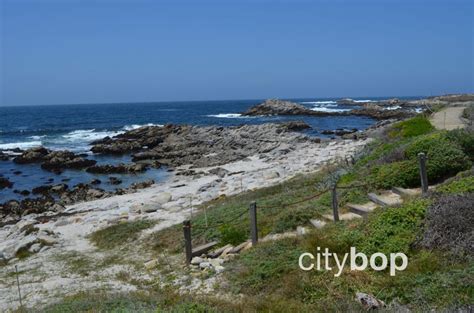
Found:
[1,0,473,106]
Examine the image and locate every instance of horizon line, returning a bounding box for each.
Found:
[0,94,433,108]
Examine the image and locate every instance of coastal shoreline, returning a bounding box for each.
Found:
[0,135,370,310]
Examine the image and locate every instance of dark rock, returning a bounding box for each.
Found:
[90,179,102,185]
[208,167,229,178]
[41,150,97,172]
[93,123,310,169]
[20,190,31,196]
[0,151,10,161]
[130,179,155,190]
[0,177,13,189]
[86,163,147,174]
[242,99,330,116]
[336,98,356,105]
[32,185,52,195]
[109,177,122,185]
[14,147,50,164]
[13,171,22,175]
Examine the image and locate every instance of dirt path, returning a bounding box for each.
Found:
[430,107,466,130]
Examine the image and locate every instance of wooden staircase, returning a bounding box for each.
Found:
[308,187,421,229]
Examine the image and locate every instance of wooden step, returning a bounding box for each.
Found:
[309,219,326,229]
[368,191,402,207]
[347,201,378,217]
[392,187,421,197]
[323,213,362,221]
[192,241,219,257]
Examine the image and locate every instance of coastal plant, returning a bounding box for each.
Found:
[358,199,429,256]
[444,128,474,160]
[389,115,434,138]
[90,220,155,250]
[419,194,474,257]
[219,225,247,246]
[436,175,474,194]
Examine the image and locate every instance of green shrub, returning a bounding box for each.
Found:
[389,115,434,138]
[445,129,474,160]
[219,225,247,246]
[359,200,429,255]
[404,133,447,159]
[436,175,474,194]
[368,160,419,189]
[369,133,471,188]
[273,206,316,233]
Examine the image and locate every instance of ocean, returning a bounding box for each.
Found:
[0,97,419,202]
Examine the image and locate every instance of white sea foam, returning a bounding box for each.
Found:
[383,106,402,111]
[301,101,337,105]
[29,135,47,140]
[122,123,162,131]
[0,141,43,150]
[207,113,244,118]
[62,129,121,142]
[310,107,352,113]
[353,99,379,103]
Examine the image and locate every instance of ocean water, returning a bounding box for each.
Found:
[0,97,418,202]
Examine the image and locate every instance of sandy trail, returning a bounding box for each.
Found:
[430,107,466,130]
[0,138,369,311]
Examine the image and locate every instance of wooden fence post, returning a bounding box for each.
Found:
[183,220,192,264]
[418,152,428,195]
[331,186,340,222]
[249,202,258,245]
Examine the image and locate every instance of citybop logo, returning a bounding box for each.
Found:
[299,247,408,277]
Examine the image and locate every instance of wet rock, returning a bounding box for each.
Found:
[32,185,52,195]
[41,150,97,171]
[109,177,122,185]
[86,163,147,174]
[0,151,10,161]
[13,147,49,164]
[50,184,68,193]
[90,179,102,185]
[321,128,358,136]
[130,179,155,190]
[0,177,13,189]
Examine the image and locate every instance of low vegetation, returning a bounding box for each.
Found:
[90,219,155,250]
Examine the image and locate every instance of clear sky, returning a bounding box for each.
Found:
[1,0,473,106]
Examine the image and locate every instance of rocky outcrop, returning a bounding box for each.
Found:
[41,151,97,172]
[13,147,49,164]
[0,177,13,189]
[91,122,313,168]
[241,98,415,120]
[86,163,148,174]
[0,151,10,161]
[13,147,96,172]
[242,99,330,116]
[321,128,358,136]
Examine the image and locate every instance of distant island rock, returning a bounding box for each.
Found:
[242,99,329,116]
[241,98,414,120]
